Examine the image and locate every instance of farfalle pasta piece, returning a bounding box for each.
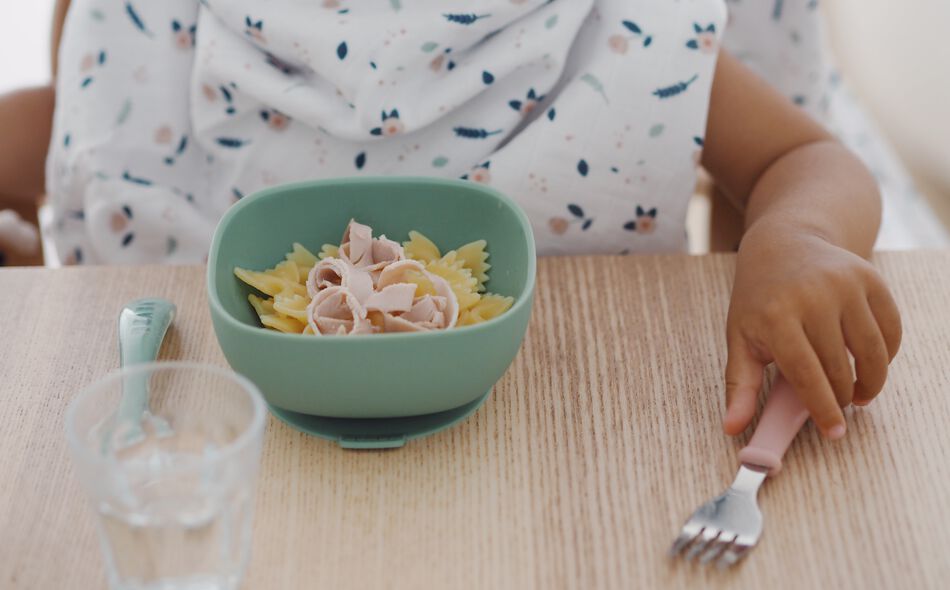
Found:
[261,313,307,334]
[458,293,514,326]
[273,291,310,323]
[318,244,339,260]
[285,243,319,280]
[403,231,441,263]
[452,240,490,292]
[235,267,307,297]
[426,253,480,312]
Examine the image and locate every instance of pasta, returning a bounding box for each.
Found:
[403,231,441,263]
[234,221,513,335]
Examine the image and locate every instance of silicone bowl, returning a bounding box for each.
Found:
[207,177,536,418]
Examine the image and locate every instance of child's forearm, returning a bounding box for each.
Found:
[743,139,881,259]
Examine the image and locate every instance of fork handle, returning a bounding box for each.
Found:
[737,373,810,476]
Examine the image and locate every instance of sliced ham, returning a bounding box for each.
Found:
[425,272,459,329]
[340,220,405,271]
[401,295,449,325]
[377,259,427,289]
[363,283,417,314]
[301,221,464,335]
[307,257,374,303]
[306,286,373,336]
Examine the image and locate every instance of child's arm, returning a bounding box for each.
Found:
[0,0,71,204]
[703,51,902,440]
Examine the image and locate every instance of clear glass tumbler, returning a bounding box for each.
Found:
[66,362,266,590]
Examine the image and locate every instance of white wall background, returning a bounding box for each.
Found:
[1,3,53,93]
[823,0,950,225]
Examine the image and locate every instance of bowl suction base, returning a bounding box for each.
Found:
[268,390,492,449]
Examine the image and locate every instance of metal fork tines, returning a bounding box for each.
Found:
[669,464,768,569]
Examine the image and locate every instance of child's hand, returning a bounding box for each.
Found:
[723,223,902,439]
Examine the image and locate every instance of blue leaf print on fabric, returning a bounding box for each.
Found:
[693,136,704,147]
[98,51,106,65]
[355,151,367,169]
[693,23,703,34]
[686,39,699,49]
[643,36,653,47]
[265,52,294,75]
[622,20,642,34]
[122,205,133,219]
[80,77,94,89]
[122,171,153,186]
[164,135,189,165]
[653,75,698,99]
[232,188,245,200]
[577,160,589,177]
[337,42,348,60]
[508,100,522,111]
[557,204,594,233]
[482,71,494,84]
[443,13,491,25]
[64,133,71,147]
[125,2,153,37]
[215,137,250,148]
[773,0,784,21]
[547,107,556,121]
[579,74,609,104]
[453,127,503,139]
[121,233,135,247]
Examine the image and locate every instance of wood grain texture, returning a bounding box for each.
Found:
[1,253,948,589]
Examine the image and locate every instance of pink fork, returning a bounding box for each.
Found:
[669,374,811,568]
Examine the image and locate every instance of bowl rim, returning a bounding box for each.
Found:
[206,176,537,342]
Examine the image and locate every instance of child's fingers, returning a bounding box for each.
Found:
[866,282,902,361]
[843,302,890,406]
[769,324,846,439]
[805,316,854,408]
[724,332,765,435]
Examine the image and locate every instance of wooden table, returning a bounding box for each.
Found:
[2,253,949,589]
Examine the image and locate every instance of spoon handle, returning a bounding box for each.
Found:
[116,298,176,432]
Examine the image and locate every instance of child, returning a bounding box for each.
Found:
[34,1,909,440]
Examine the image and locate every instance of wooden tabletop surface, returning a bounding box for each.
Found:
[1,252,949,589]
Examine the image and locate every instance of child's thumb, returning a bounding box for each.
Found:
[724,334,764,435]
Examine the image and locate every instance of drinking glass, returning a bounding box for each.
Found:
[66,362,266,590]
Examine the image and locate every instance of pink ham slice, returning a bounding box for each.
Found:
[302,222,460,334]
[307,257,375,303]
[339,220,405,271]
[374,260,459,332]
[306,286,373,336]
[363,283,417,314]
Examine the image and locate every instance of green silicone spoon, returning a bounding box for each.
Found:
[112,298,177,448]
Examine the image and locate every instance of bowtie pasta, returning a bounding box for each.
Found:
[234,220,513,335]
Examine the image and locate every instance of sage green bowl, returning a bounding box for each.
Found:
[207,177,536,419]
